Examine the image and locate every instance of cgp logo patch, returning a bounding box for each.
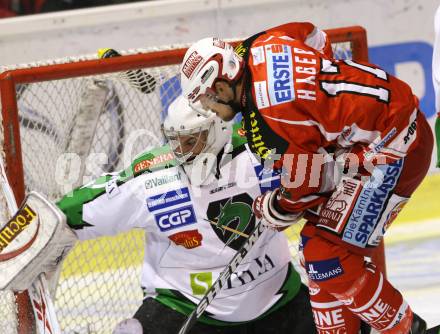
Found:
[306,258,344,282]
[265,44,295,106]
[154,205,197,232]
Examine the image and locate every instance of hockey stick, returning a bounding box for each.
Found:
[0,160,61,334]
[178,220,266,334]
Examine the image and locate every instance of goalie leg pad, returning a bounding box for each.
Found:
[0,192,77,291]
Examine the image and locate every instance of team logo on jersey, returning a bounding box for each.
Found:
[265,44,295,106]
[190,272,212,295]
[146,187,191,212]
[154,205,197,232]
[168,229,203,249]
[306,257,344,282]
[206,193,255,250]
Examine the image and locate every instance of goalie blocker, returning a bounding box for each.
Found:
[0,192,77,292]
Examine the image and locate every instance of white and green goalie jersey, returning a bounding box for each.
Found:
[56,126,303,325]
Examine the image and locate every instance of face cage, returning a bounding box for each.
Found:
[162,124,213,164]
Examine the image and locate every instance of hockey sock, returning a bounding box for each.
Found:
[308,279,361,333]
[303,235,412,333]
[333,263,412,333]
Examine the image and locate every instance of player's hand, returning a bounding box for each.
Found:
[252,189,304,231]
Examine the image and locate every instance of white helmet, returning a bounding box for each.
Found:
[162,95,233,185]
[180,37,244,103]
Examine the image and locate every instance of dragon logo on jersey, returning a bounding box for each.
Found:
[216,198,252,246]
[207,193,255,250]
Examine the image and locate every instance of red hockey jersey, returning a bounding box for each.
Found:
[239,22,420,213]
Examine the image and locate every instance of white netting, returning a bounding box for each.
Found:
[0,36,361,333]
[1,59,181,333]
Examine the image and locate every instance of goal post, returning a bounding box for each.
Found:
[0,26,385,333]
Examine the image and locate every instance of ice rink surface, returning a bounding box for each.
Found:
[386,219,440,328]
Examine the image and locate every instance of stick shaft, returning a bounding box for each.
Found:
[204,219,249,238]
[178,221,265,334]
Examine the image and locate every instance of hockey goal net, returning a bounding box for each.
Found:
[0,26,384,334]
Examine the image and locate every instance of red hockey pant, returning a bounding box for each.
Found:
[302,112,433,333]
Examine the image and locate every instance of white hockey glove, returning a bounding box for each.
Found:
[252,189,304,231]
[0,192,77,292]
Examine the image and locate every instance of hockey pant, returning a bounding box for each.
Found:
[303,236,413,333]
[301,112,433,333]
[133,283,316,333]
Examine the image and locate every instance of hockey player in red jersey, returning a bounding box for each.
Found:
[179,22,433,333]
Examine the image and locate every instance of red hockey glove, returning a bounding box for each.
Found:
[252,189,304,231]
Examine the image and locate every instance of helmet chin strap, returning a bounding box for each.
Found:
[216,99,242,116]
[215,80,242,115]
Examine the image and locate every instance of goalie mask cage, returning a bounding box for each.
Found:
[0,26,385,334]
